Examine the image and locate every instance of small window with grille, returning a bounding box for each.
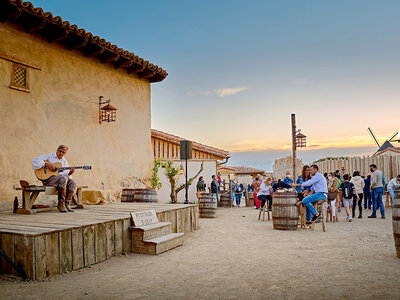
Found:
[10,63,30,92]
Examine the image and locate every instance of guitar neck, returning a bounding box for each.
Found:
[58,166,85,171]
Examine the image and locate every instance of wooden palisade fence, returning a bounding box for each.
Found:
[316,155,400,181]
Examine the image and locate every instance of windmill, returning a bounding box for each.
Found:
[367,127,399,155]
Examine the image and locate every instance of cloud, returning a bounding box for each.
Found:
[215,87,247,97]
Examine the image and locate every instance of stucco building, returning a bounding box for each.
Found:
[0,1,167,210]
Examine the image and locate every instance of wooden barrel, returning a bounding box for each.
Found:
[198,193,217,218]
[132,189,158,203]
[246,192,255,207]
[392,186,400,258]
[272,191,299,230]
[219,193,232,207]
[121,188,135,202]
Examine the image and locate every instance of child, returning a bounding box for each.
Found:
[257,178,273,211]
[339,174,359,222]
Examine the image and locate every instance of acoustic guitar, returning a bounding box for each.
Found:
[34,161,92,181]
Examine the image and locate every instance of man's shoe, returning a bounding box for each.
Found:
[57,188,68,213]
[368,215,376,218]
[381,216,386,219]
[311,214,321,222]
[358,216,362,219]
[65,190,75,212]
[306,221,312,225]
[348,217,352,222]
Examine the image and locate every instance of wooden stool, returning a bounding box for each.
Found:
[385,191,393,208]
[298,202,307,229]
[258,201,270,221]
[310,200,328,232]
[326,205,332,222]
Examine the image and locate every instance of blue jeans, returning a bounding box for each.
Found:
[232,192,235,202]
[371,187,385,217]
[235,193,242,206]
[302,192,327,221]
[388,188,395,202]
[364,191,371,209]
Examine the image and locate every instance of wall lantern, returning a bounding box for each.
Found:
[295,130,307,148]
[99,96,117,124]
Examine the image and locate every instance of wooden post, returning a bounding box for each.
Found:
[291,114,296,180]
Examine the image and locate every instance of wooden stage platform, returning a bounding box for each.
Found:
[0,202,199,280]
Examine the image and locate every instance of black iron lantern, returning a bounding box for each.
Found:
[295,131,307,148]
[99,96,117,124]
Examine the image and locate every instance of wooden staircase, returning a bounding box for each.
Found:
[130,222,184,255]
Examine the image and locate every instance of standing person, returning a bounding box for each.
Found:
[211,175,219,201]
[231,180,237,204]
[283,172,293,185]
[235,182,243,207]
[363,175,372,210]
[350,171,364,219]
[292,165,327,223]
[327,172,339,222]
[257,178,273,211]
[335,173,342,212]
[217,172,222,192]
[368,164,385,219]
[387,175,400,204]
[197,176,206,192]
[251,175,262,209]
[339,174,358,222]
[296,165,311,201]
[32,145,76,213]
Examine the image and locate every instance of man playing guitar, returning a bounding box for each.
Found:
[32,145,76,213]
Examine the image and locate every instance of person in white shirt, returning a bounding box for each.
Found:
[387,175,400,203]
[32,145,76,213]
[257,178,273,211]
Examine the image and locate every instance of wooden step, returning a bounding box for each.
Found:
[130,222,172,240]
[133,233,184,255]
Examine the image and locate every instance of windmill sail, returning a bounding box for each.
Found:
[368,127,380,148]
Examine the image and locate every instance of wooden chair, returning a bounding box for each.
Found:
[310,200,328,232]
[258,201,270,221]
[385,191,393,208]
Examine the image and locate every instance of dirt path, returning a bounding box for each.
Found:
[1,207,400,300]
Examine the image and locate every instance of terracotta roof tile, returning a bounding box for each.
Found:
[1,0,167,82]
[221,166,266,175]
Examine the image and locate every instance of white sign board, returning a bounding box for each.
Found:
[130,210,159,226]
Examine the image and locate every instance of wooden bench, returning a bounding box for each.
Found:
[13,183,87,214]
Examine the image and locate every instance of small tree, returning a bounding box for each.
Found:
[150,159,162,190]
[160,160,204,203]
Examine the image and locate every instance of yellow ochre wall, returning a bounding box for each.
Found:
[0,23,154,209]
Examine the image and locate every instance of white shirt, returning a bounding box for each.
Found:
[388,178,399,190]
[32,152,71,178]
[257,182,272,197]
[301,172,328,194]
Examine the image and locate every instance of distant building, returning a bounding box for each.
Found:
[151,129,230,202]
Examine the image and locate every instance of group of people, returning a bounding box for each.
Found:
[293,164,400,223]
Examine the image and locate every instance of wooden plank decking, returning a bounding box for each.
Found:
[0,202,199,280]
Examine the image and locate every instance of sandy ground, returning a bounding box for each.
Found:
[1,206,400,300]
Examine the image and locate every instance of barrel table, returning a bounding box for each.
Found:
[272,191,299,230]
[219,193,232,207]
[121,188,135,202]
[132,189,158,203]
[392,186,400,258]
[198,193,217,218]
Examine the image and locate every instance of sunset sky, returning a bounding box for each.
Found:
[32,0,400,170]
